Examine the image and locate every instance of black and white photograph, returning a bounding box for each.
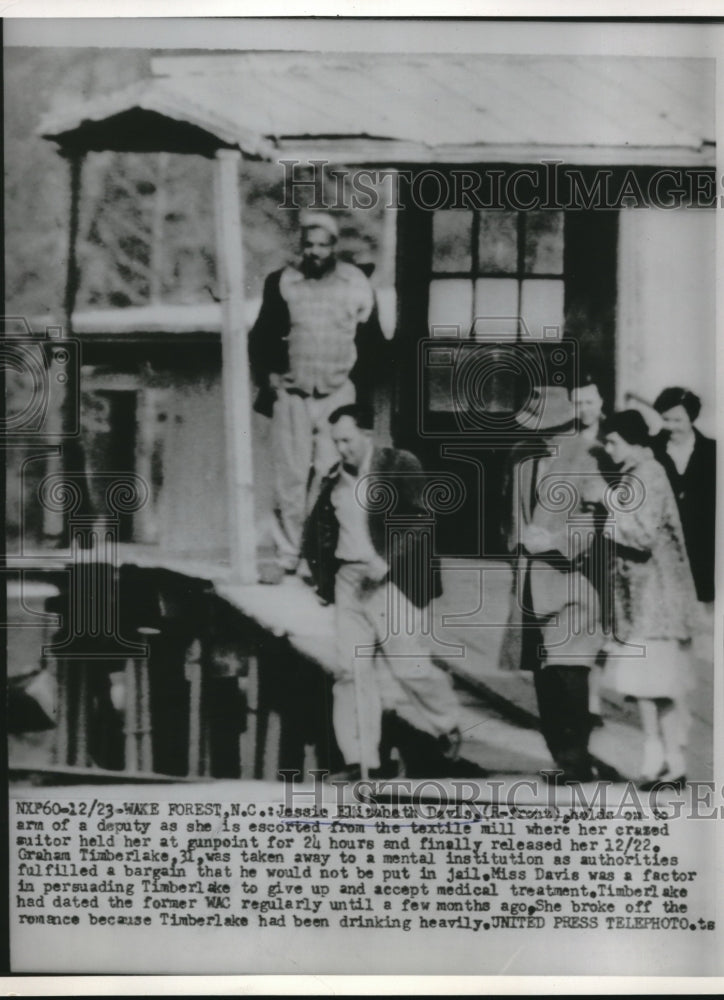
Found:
[3,14,722,987]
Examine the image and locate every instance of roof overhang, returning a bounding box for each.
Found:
[270,140,716,168]
[38,53,716,169]
[39,79,274,159]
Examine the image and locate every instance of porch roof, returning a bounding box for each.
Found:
[39,53,715,166]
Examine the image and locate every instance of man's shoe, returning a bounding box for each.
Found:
[564,769,593,783]
[542,765,594,785]
[665,774,686,792]
[326,764,362,783]
[369,760,400,780]
[590,760,622,782]
[439,727,462,762]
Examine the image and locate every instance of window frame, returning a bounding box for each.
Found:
[429,208,566,339]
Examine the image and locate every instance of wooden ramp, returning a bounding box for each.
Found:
[8,552,714,784]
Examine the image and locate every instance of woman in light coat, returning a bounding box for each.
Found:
[602,410,698,788]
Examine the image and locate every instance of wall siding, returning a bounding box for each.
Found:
[616,206,716,435]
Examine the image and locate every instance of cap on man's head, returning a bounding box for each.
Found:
[299,210,339,240]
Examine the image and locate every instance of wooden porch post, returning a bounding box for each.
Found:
[63,151,84,334]
[44,151,86,543]
[213,148,256,584]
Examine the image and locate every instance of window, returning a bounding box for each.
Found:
[428,209,565,340]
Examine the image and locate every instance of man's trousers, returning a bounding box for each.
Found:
[533,664,593,778]
[271,380,355,571]
[333,562,459,769]
[518,563,595,779]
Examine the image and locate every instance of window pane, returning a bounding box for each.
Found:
[473,278,519,340]
[429,344,518,414]
[432,210,473,272]
[428,279,473,335]
[524,210,564,274]
[426,347,457,412]
[520,279,565,339]
[477,210,518,274]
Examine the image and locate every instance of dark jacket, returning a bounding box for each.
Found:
[652,427,716,601]
[248,264,388,415]
[302,446,443,608]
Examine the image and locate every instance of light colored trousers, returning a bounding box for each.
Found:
[333,562,459,769]
[271,380,355,570]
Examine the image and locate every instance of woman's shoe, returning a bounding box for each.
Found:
[659,773,687,792]
[639,738,666,785]
[638,775,665,792]
[637,763,667,791]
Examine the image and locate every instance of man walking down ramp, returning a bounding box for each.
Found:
[304,405,461,780]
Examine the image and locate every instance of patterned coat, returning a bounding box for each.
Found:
[607,453,698,645]
[248,261,388,413]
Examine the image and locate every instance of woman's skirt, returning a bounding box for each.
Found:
[603,638,692,700]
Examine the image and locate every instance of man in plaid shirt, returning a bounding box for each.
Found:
[249,211,387,574]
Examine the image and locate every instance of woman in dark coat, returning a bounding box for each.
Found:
[652,387,716,603]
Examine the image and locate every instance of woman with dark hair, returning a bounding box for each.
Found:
[602,410,698,788]
[652,387,715,602]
